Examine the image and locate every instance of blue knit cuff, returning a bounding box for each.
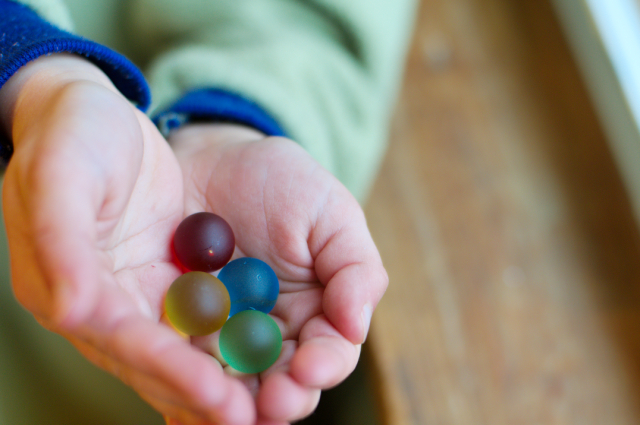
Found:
[153,89,287,139]
[0,0,151,166]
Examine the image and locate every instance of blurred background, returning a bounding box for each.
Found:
[301,0,640,423]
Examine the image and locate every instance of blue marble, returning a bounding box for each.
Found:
[218,257,279,316]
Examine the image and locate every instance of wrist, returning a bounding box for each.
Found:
[0,54,118,141]
[168,123,266,153]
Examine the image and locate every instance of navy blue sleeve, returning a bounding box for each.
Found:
[0,0,150,166]
[152,89,287,139]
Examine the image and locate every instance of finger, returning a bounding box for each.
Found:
[142,389,216,425]
[260,340,297,379]
[2,179,55,318]
[269,287,323,340]
[256,420,290,425]
[144,380,245,425]
[100,314,256,425]
[65,331,226,425]
[289,315,361,389]
[152,395,219,425]
[192,321,299,372]
[191,331,226,365]
[3,151,107,325]
[160,313,190,341]
[194,335,299,399]
[310,198,388,344]
[67,330,222,410]
[56,282,255,425]
[223,365,261,397]
[257,372,321,422]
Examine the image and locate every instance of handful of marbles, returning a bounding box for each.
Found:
[165,212,282,373]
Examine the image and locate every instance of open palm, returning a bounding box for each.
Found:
[2,66,255,425]
[171,124,388,424]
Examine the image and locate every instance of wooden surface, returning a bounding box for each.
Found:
[364,0,640,424]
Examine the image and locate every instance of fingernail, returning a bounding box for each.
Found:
[361,303,372,343]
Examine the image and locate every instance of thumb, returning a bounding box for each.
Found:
[3,81,143,329]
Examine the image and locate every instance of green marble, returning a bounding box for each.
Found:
[219,310,282,373]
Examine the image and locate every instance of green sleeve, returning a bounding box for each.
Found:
[128,0,418,201]
[10,0,73,30]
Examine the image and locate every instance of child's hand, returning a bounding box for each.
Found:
[169,124,388,424]
[0,55,256,425]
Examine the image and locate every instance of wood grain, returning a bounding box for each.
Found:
[364,0,640,423]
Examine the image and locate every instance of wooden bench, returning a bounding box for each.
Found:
[363,0,640,423]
